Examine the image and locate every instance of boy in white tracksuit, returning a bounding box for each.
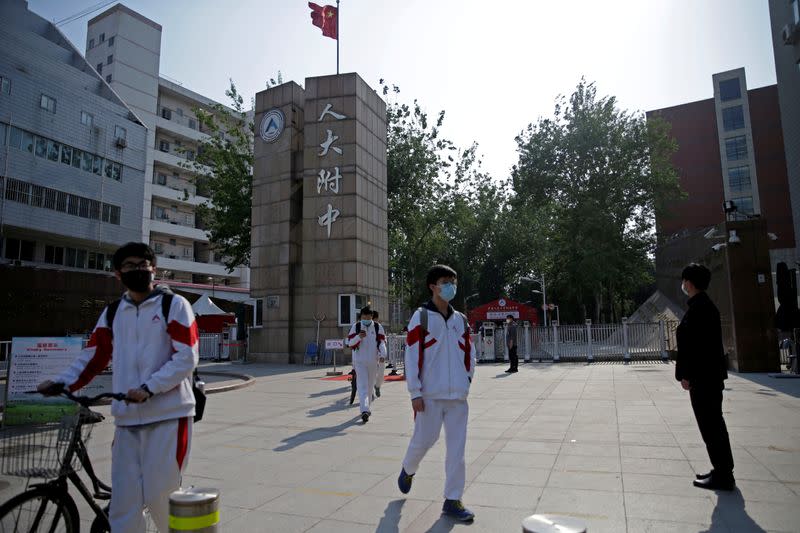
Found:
[347,305,386,423]
[397,264,476,522]
[39,243,198,533]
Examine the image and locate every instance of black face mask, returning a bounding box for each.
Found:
[120,270,153,293]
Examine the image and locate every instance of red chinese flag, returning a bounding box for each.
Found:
[309,2,338,40]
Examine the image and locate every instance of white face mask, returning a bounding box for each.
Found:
[681,282,689,296]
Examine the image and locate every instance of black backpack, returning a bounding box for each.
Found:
[354,321,382,349]
[105,291,206,422]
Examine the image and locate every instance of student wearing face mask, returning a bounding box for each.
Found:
[398,264,477,522]
[347,305,387,423]
[676,263,735,491]
[37,242,199,533]
[504,314,519,373]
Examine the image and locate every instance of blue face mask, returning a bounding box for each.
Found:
[361,319,373,327]
[438,282,457,302]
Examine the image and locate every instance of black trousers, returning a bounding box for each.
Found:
[690,386,734,477]
[508,345,518,370]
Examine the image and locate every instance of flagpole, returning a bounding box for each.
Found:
[336,0,340,74]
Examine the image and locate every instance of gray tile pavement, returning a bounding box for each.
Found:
[2,361,800,532]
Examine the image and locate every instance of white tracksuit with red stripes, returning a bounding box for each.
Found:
[347,322,387,414]
[56,289,198,533]
[402,302,476,500]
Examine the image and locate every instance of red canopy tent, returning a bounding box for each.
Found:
[467,298,539,328]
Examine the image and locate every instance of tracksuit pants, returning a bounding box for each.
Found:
[111,417,192,533]
[375,359,385,390]
[354,358,377,414]
[402,398,469,500]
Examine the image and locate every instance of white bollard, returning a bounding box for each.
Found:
[169,487,220,532]
[522,514,587,533]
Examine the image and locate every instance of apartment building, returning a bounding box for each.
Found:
[0,0,147,272]
[85,4,249,294]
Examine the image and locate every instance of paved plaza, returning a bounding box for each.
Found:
[3,361,800,532]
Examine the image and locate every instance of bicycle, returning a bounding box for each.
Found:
[0,389,155,532]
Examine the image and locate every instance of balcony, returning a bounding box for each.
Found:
[155,255,246,279]
[151,183,209,207]
[152,148,212,175]
[156,113,209,143]
[150,219,208,242]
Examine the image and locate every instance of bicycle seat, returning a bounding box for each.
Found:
[81,410,106,424]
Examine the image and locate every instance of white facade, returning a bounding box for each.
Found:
[86,4,249,289]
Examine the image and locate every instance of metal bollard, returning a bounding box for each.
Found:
[169,487,220,532]
[522,514,587,533]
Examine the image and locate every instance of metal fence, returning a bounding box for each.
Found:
[386,334,405,375]
[198,333,244,361]
[479,320,677,363]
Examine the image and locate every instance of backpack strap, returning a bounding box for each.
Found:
[105,298,122,336]
[161,292,174,325]
[374,322,381,349]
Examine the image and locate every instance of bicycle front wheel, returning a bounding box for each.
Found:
[0,485,79,532]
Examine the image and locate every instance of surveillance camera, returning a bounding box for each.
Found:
[768,233,778,241]
[728,230,741,244]
[712,243,727,251]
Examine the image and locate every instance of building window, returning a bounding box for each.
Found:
[725,136,748,161]
[169,238,176,246]
[188,118,196,130]
[159,140,170,152]
[0,76,10,95]
[156,173,167,185]
[81,111,94,127]
[72,148,82,168]
[61,145,72,165]
[0,122,5,145]
[154,242,164,253]
[108,36,115,47]
[81,151,93,172]
[99,33,105,43]
[161,108,172,120]
[155,206,166,220]
[719,78,741,102]
[96,63,103,74]
[183,247,192,257]
[40,94,56,113]
[44,245,64,265]
[254,299,264,327]
[115,125,127,140]
[722,105,744,131]
[3,238,35,261]
[733,196,754,215]
[46,140,60,162]
[93,155,103,175]
[728,166,750,192]
[176,108,184,117]
[35,136,46,158]
[105,74,112,83]
[185,150,195,161]
[88,38,95,49]
[107,55,113,65]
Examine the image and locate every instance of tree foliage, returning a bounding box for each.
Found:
[184,81,254,272]
[511,79,681,322]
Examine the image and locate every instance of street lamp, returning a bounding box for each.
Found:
[521,275,547,327]
[465,293,480,309]
[207,276,216,297]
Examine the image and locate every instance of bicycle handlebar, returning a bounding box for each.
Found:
[25,388,132,406]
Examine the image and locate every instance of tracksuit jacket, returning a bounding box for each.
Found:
[56,288,199,426]
[404,301,476,400]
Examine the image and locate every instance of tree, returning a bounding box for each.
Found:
[511,79,681,322]
[184,81,254,272]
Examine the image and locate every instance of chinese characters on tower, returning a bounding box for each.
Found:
[316,102,346,238]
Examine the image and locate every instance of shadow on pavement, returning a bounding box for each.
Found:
[702,489,766,533]
[423,514,460,533]
[273,416,361,452]
[308,386,350,398]
[730,372,800,399]
[493,373,512,379]
[376,499,405,533]
[307,397,351,417]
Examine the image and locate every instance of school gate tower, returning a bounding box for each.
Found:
[249,73,389,362]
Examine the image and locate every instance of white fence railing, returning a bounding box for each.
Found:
[477,320,677,363]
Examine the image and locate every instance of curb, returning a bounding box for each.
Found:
[201,371,256,394]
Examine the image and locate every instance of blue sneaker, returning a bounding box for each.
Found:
[442,499,475,522]
[397,468,414,494]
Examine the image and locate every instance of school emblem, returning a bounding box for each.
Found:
[260,108,285,143]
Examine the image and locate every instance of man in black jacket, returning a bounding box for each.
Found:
[676,263,735,491]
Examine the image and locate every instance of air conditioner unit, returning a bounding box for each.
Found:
[783,23,799,45]
[115,137,127,148]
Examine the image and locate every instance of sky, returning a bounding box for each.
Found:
[29,0,777,181]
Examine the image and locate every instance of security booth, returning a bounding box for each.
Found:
[469,298,539,362]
